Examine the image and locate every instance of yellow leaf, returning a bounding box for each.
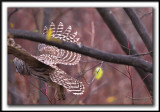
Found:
[46,28,53,41]
[45,28,62,44]
[34,29,38,32]
[10,59,13,63]
[106,96,116,103]
[94,67,103,80]
[10,22,14,28]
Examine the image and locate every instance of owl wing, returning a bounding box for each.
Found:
[37,22,81,66]
[49,65,84,95]
[9,36,85,97]
[33,55,85,95]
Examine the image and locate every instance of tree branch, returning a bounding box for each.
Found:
[8,8,19,22]
[124,8,153,57]
[8,37,50,68]
[96,8,153,96]
[8,29,152,73]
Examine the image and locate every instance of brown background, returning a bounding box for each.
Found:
[8,8,152,104]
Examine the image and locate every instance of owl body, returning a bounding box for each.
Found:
[12,22,84,97]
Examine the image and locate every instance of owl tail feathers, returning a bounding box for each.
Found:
[66,81,85,95]
[49,67,85,95]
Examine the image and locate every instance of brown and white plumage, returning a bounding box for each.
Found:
[10,22,84,97]
[37,22,81,66]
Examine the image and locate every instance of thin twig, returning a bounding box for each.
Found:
[107,64,130,79]
[76,61,102,79]
[133,73,151,92]
[127,96,152,100]
[82,80,108,102]
[80,60,99,63]
[131,51,153,57]
[8,8,19,22]
[96,8,153,96]
[30,78,52,104]
[140,11,152,20]
[84,61,104,85]
[124,8,152,57]
[90,80,108,93]
[126,34,134,104]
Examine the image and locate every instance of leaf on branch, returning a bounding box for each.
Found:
[45,28,62,44]
[46,28,53,41]
[94,67,103,80]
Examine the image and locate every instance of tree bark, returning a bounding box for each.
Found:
[124,8,153,57]
[96,8,153,96]
[8,29,152,73]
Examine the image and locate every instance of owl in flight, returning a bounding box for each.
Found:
[10,22,84,100]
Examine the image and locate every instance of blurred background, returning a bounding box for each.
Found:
[7,8,152,104]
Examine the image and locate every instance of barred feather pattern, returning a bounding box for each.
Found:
[13,57,84,95]
[49,65,84,95]
[38,22,81,66]
[9,21,84,96]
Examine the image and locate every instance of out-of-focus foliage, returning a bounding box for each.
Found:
[10,22,14,28]
[34,29,39,32]
[106,96,117,103]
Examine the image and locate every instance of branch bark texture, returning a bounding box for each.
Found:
[124,8,153,57]
[8,29,152,73]
[96,8,153,96]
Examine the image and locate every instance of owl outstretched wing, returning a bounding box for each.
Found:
[8,37,84,96]
[37,22,81,66]
[49,65,84,95]
[33,55,85,95]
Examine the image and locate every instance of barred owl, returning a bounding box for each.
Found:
[9,22,84,100]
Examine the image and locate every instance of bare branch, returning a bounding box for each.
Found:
[96,8,137,55]
[127,96,152,100]
[131,51,152,57]
[8,38,46,67]
[84,61,104,85]
[77,61,102,79]
[8,29,152,73]
[140,11,152,20]
[96,8,153,96]
[8,8,19,22]
[124,8,153,57]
